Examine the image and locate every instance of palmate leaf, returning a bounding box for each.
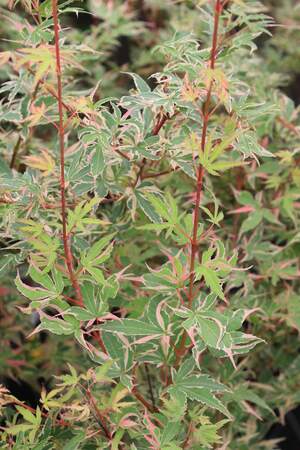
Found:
[178,307,263,362]
[81,233,115,284]
[17,45,56,83]
[82,282,103,314]
[237,132,274,159]
[67,197,109,232]
[194,418,229,449]
[240,210,264,234]
[138,191,191,246]
[168,360,231,418]
[69,282,108,321]
[196,266,225,300]
[0,0,293,446]
[102,331,133,372]
[135,191,162,224]
[143,264,184,292]
[224,384,273,420]
[194,245,234,300]
[15,267,64,303]
[39,316,78,336]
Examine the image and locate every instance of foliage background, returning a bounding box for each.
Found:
[0,0,300,449]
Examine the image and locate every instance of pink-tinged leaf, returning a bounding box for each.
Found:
[90,313,122,330]
[75,329,96,357]
[86,312,121,329]
[15,272,50,300]
[160,334,170,356]
[133,334,161,345]
[26,324,42,339]
[224,348,237,370]
[242,400,262,421]
[186,325,197,347]
[156,300,165,329]
[144,434,157,449]
[87,339,109,360]
[242,308,262,322]
[121,418,137,428]
[143,410,160,449]
[116,332,131,349]
[119,413,138,429]
[228,205,255,215]
[116,332,131,367]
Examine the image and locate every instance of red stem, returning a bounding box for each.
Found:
[85,387,112,440]
[188,0,222,305]
[175,0,223,365]
[52,0,83,305]
[132,386,159,413]
[132,113,169,188]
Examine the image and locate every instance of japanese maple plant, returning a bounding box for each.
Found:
[1,0,299,448]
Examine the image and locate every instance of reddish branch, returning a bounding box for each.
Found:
[52,0,83,305]
[8,399,72,429]
[132,112,171,188]
[10,81,41,169]
[175,0,223,366]
[96,335,159,414]
[132,385,159,413]
[188,0,222,305]
[277,116,300,137]
[84,387,112,440]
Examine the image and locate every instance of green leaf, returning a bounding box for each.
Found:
[198,317,223,349]
[197,266,225,300]
[91,143,105,176]
[136,191,162,223]
[15,405,38,425]
[194,419,229,448]
[40,317,75,335]
[238,191,258,207]
[231,385,273,414]
[63,432,86,450]
[82,282,105,315]
[101,275,119,301]
[85,267,105,284]
[82,234,115,265]
[240,210,264,234]
[169,361,230,417]
[28,266,54,291]
[6,424,35,435]
[69,306,95,321]
[125,72,151,93]
[102,319,162,336]
[160,421,180,446]
[15,273,50,300]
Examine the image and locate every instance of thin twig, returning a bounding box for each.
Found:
[132,385,159,413]
[10,81,41,169]
[8,399,72,428]
[143,363,156,410]
[84,387,112,440]
[10,136,22,169]
[132,113,171,188]
[52,0,83,305]
[277,116,300,137]
[175,0,223,367]
[94,333,159,414]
